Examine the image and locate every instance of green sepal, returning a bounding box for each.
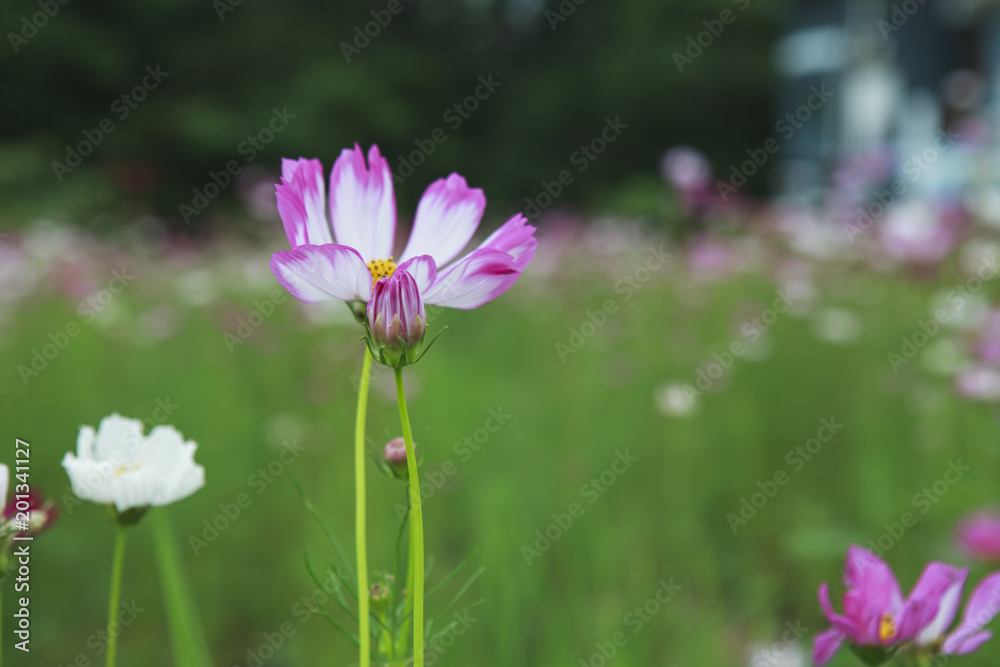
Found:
[107,504,149,527]
[346,300,368,325]
[849,643,898,666]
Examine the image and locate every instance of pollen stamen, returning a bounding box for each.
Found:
[878,613,896,642]
[114,463,143,478]
[367,257,397,286]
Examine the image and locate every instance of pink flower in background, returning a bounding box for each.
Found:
[660,146,711,192]
[879,200,960,266]
[955,365,1000,402]
[973,310,1000,365]
[812,547,961,665]
[270,145,537,312]
[957,512,1000,561]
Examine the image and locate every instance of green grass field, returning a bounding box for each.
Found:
[3,230,999,666]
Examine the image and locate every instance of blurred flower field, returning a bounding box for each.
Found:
[4,180,1000,665]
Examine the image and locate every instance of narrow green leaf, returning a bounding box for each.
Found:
[151,511,213,667]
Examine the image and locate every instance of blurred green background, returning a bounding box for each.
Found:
[3,230,1000,665]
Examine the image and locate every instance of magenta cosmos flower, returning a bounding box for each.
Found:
[812,547,962,665]
[957,511,1000,561]
[269,145,537,313]
[912,567,1000,656]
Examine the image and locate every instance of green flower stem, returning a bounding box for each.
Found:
[106,525,127,667]
[356,350,374,667]
[393,367,424,667]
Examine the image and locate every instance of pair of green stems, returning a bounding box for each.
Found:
[356,352,424,667]
[97,350,422,667]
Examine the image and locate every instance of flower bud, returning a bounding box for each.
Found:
[366,269,426,367]
[383,437,409,467]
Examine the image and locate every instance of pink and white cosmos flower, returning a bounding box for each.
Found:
[913,568,1000,656]
[957,511,1000,561]
[812,547,962,665]
[269,145,537,311]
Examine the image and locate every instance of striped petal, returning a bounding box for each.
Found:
[271,244,372,303]
[422,248,519,310]
[400,173,485,266]
[329,144,395,261]
[397,255,438,294]
[276,158,333,247]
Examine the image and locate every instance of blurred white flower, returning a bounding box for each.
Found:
[955,366,1000,402]
[654,382,698,417]
[660,146,711,191]
[747,640,807,667]
[931,289,988,332]
[879,200,956,265]
[62,414,205,513]
[971,186,1000,228]
[922,338,966,375]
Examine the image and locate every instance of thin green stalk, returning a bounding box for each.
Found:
[394,367,424,667]
[106,526,127,667]
[356,350,374,667]
[394,509,415,665]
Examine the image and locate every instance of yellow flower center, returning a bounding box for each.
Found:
[367,257,397,287]
[878,613,896,642]
[114,463,142,478]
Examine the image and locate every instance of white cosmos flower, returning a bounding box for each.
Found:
[62,414,205,512]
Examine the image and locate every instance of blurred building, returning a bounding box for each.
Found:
[775,0,992,196]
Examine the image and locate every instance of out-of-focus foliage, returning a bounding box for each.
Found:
[0,0,783,229]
